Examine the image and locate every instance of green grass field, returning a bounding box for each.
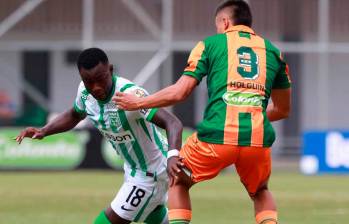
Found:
[0,170,348,224]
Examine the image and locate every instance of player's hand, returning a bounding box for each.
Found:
[112,92,141,111]
[167,156,185,187]
[15,127,45,144]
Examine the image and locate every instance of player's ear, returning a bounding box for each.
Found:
[223,17,230,30]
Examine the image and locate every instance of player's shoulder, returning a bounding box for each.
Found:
[116,76,148,96]
[115,76,135,91]
[77,81,89,95]
[264,38,282,57]
[202,33,227,47]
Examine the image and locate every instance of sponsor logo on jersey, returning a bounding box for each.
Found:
[222,91,264,107]
[102,130,135,143]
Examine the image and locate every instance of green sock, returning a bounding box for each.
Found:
[145,205,168,224]
[94,210,111,224]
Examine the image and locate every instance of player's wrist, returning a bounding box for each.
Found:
[167,149,180,159]
[137,98,146,109]
[39,127,47,137]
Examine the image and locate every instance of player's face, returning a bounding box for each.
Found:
[79,63,113,101]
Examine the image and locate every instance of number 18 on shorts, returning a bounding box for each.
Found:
[111,175,168,222]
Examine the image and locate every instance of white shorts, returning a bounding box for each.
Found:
[111,171,168,222]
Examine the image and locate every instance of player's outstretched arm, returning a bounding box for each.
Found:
[267,88,291,122]
[15,108,85,144]
[150,109,184,186]
[113,76,198,111]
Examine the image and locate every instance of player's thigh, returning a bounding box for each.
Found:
[235,147,271,196]
[180,133,238,183]
[111,180,157,223]
[105,206,131,224]
[136,175,169,223]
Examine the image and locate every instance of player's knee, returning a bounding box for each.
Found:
[104,207,130,224]
[249,184,268,199]
[172,170,194,189]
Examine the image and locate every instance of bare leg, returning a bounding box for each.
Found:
[252,188,277,215]
[105,207,131,224]
[168,171,195,223]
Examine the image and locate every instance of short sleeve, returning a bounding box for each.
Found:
[273,53,291,89]
[73,83,88,115]
[122,85,158,121]
[182,41,208,83]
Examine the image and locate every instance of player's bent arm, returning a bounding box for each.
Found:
[16,108,85,144]
[150,109,183,150]
[40,108,86,137]
[141,75,197,108]
[150,109,184,184]
[114,76,197,110]
[267,88,291,122]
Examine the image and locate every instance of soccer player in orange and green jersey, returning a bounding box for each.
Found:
[114,1,291,223]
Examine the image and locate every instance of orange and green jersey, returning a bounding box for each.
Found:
[183,25,291,147]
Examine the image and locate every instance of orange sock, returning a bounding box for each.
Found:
[169,209,192,224]
[256,210,278,224]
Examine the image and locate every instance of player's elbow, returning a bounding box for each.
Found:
[175,118,184,132]
[168,115,183,132]
[279,106,291,119]
[170,82,192,102]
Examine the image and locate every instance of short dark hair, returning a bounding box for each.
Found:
[215,0,252,27]
[77,47,109,70]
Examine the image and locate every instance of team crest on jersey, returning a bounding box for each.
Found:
[109,111,122,128]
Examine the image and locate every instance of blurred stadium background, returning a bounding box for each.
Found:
[0,0,349,223]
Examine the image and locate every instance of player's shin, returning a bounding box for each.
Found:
[168,209,192,224]
[94,210,112,224]
[168,178,193,224]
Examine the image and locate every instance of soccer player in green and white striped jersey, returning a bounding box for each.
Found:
[15,48,183,224]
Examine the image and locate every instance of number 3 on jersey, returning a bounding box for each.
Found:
[237,46,259,80]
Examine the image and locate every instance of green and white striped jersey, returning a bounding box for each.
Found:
[73,75,168,177]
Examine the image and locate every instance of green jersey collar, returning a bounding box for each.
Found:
[225,25,255,35]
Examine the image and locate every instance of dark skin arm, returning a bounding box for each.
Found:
[150,108,184,187]
[15,108,85,144]
[266,88,291,122]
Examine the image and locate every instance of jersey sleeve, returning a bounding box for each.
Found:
[273,53,291,89]
[122,85,158,121]
[182,41,208,83]
[73,82,87,115]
